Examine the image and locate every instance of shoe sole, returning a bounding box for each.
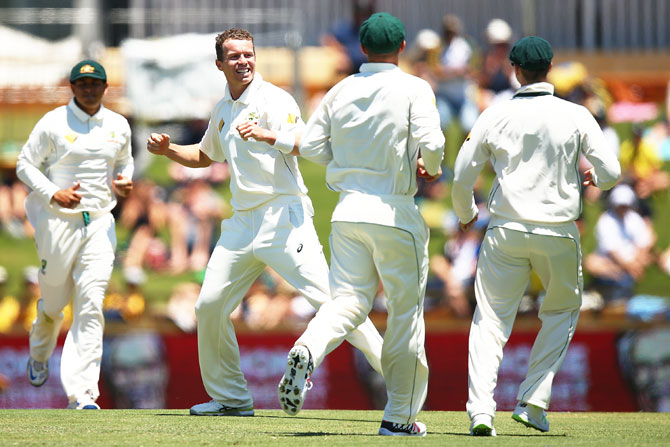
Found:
[471,424,493,436]
[278,347,311,416]
[378,428,426,437]
[189,409,254,416]
[512,414,549,432]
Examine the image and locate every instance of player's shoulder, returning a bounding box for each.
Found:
[103,108,131,131]
[257,76,296,102]
[34,105,68,130]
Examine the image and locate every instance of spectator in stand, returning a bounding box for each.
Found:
[0,163,30,238]
[432,14,479,133]
[321,0,375,77]
[584,184,655,306]
[477,18,519,110]
[430,206,489,318]
[619,124,670,203]
[166,178,227,273]
[119,179,169,273]
[0,266,20,333]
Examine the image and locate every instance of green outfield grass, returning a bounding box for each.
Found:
[0,409,669,446]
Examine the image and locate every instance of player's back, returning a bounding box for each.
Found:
[324,65,438,197]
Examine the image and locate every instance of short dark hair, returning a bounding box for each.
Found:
[215,28,254,61]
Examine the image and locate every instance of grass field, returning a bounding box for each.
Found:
[1,409,669,446]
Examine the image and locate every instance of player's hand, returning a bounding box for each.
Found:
[113,173,133,198]
[147,133,170,156]
[236,121,274,144]
[459,213,478,232]
[417,157,442,182]
[582,168,596,187]
[51,182,82,208]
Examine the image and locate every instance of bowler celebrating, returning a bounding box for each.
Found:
[147,28,383,417]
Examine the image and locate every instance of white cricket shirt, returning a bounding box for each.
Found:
[299,62,445,228]
[452,82,621,227]
[16,98,133,216]
[199,73,308,212]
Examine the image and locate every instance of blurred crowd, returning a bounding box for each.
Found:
[1,11,670,337]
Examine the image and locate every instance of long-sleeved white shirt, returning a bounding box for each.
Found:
[16,98,133,216]
[452,82,621,227]
[299,62,445,227]
[199,72,308,212]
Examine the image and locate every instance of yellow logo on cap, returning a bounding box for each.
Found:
[65,131,78,143]
[80,64,95,74]
[287,113,297,124]
[218,119,225,132]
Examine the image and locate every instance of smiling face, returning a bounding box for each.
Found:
[70,77,107,115]
[216,38,255,100]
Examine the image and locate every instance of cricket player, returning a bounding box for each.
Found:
[277,13,444,437]
[452,36,621,436]
[146,28,383,417]
[16,60,134,409]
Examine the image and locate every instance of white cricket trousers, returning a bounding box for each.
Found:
[195,195,383,408]
[467,225,582,419]
[297,220,430,425]
[26,194,115,404]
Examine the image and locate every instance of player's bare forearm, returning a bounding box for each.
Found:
[147,133,212,168]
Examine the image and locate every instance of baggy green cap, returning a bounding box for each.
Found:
[509,36,553,71]
[359,12,406,54]
[70,59,107,83]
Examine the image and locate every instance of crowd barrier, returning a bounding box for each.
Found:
[3,320,663,412]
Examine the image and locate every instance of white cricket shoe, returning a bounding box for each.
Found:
[67,391,100,410]
[26,358,48,387]
[512,401,550,432]
[189,400,254,416]
[379,420,427,436]
[470,413,497,436]
[278,345,313,416]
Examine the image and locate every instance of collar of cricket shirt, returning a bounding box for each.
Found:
[513,82,554,98]
[359,62,401,74]
[68,98,105,123]
[225,72,264,105]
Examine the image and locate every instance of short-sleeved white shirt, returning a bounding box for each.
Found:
[16,98,133,216]
[199,73,307,211]
[595,209,652,262]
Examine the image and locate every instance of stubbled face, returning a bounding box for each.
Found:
[70,77,107,115]
[216,38,255,98]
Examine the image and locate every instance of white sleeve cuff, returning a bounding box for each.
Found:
[273,131,295,154]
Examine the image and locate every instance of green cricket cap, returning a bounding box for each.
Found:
[70,59,107,83]
[509,36,553,71]
[359,12,406,54]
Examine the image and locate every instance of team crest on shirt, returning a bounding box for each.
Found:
[287,113,297,124]
[247,112,259,125]
[65,131,78,143]
[218,118,225,132]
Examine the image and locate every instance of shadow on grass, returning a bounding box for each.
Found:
[153,413,378,424]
